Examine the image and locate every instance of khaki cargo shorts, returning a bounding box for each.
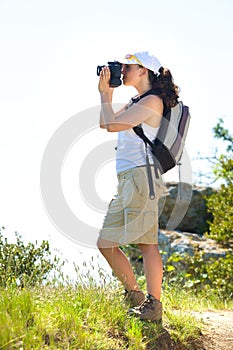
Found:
[99,166,165,246]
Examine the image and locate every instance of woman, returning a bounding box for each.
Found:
[97,51,179,321]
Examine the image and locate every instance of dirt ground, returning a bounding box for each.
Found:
[193,310,233,350]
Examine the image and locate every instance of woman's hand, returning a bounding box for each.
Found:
[98,66,112,94]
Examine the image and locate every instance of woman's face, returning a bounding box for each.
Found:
[121,64,143,86]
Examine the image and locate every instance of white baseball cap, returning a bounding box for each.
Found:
[121,51,162,74]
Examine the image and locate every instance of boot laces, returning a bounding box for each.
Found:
[138,295,153,310]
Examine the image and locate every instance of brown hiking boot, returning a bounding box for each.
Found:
[128,294,162,321]
[124,289,145,307]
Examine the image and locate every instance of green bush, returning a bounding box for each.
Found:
[0,227,59,288]
[165,250,233,299]
[205,183,233,245]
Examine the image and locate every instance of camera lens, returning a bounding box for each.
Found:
[97,65,105,76]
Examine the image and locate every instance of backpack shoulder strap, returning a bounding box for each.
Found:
[133,125,153,148]
[132,124,157,200]
[131,89,158,104]
[132,89,162,146]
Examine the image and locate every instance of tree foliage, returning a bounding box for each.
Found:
[205,119,233,245]
[213,118,233,152]
[205,183,233,245]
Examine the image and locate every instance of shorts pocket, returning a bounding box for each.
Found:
[131,169,146,196]
[131,173,142,194]
[124,209,143,243]
[124,209,158,244]
[142,211,158,241]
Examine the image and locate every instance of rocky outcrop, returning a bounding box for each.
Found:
[158,229,227,264]
[158,182,215,234]
[130,229,227,273]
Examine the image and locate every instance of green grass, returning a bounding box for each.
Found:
[163,282,233,311]
[1,281,224,350]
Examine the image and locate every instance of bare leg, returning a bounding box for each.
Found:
[138,244,163,300]
[97,238,139,292]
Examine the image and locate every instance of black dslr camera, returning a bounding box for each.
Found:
[97,61,122,87]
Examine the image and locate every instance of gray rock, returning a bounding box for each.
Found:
[159,182,215,234]
[158,229,227,264]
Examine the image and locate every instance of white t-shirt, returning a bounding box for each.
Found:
[116,122,159,174]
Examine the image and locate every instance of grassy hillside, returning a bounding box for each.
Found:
[1,281,231,350]
[1,227,232,349]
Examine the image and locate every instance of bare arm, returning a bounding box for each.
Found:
[99,68,129,129]
[101,94,163,131]
[99,89,113,128]
[98,67,163,132]
[99,93,129,129]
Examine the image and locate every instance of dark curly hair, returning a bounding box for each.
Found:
[147,67,180,111]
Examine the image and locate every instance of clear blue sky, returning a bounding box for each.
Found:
[0,0,232,273]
